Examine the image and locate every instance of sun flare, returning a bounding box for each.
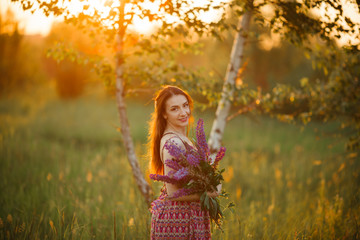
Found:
[62,0,162,35]
[2,0,160,35]
[2,0,228,36]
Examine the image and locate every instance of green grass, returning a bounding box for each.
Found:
[1,86,359,239]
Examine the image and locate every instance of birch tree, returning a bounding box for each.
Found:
[208,1,253,154]
[113,0,153,205]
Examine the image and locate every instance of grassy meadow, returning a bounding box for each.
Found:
[0,85,359,239]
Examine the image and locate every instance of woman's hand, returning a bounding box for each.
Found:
[216,183,222,194]
[207,184,222,198]
[207,191,219,198]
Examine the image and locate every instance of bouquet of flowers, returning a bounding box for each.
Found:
[150,119,227,227]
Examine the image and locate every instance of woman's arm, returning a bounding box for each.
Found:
[165,182,219,201]
[166,188,201,201]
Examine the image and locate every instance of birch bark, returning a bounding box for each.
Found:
[115,0,152,206]
[208,9,252,157]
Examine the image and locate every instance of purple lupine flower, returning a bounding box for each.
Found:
[165,159,182,170]
[171,188,197,198]
[213,147,226,168]
[196,119,209,161]
[173,167,189,181]
[187,153,200,167]
[163,140,186,160]
[149,174,179,185]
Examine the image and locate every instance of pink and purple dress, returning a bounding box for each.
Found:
[150,133,211,239]
[150,185,211,240]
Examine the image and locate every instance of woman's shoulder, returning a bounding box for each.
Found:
[161,133,185,148]
[160,133,186,162]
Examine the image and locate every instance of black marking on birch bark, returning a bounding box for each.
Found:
[210,147,218,155]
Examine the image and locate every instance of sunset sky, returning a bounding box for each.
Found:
[1,0,226,36]
[1,0,56,35]
[1,0,359,46]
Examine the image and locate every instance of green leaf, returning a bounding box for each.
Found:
[204,194,210,210]
[227,202,235,208]
[200,192,207,211]
[211,197,218,214]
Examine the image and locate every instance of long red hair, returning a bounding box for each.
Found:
[148,85,194,174]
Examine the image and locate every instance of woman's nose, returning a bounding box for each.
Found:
[180,108,187,116]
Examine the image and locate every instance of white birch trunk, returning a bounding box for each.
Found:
[208,10,252,157]
[115,0,152,206]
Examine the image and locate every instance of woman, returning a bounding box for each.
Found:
[148,85,217,239]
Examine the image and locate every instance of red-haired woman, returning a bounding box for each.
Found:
[148,85,217,239]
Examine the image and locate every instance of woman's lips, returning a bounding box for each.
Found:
[179,117,188,122]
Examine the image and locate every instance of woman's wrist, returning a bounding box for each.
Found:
[206,190,219,198]
[167,193,201,202]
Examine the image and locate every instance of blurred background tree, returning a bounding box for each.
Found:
[0,8,46,96]
[44,22,100,99]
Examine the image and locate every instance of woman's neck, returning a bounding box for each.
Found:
[164,125,186,137]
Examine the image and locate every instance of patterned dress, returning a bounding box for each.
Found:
[150,132,211,239]
[150,186,211,240]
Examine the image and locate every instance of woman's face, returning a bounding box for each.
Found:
[163,94,190,129]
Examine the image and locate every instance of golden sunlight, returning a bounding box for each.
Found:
[1,1,55,35]
[313,0,360,46]
[1,0,157,35]
[258,0,360,50]
[1,0,227,36]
